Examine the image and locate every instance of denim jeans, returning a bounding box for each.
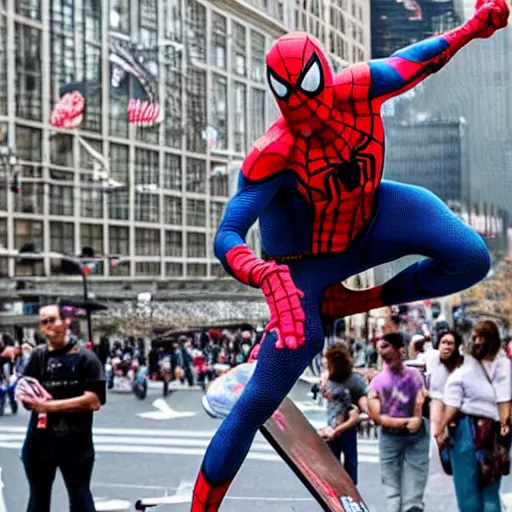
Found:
[327,426,358,484]
[450,415,502,512]
[379,421,430,512]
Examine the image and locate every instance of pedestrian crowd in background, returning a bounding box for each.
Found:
[315,311,512,512]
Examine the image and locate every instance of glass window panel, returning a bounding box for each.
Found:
[187,263,207,277]
[15,23,42,121]
[210,201,225,231]
[135,193,160,223]
[164,0,182,41]
[13,182,44,215]
[211,75,227,151]
[109,143,129,181]
[16,125,42,162]
[234,83,247,153]
[186,232,206,258]
[50,222,74,254]
[186,68,207,153]
[186,158,206,193]
[187,199,206,227]
[139,0,157,29]
[232,22,246,76]
[211,263,226,277]
[210,163,229,197]
[49,184,74,216]
[250,88,266,144]
[250,31,265,83]
[165,262,183,277]
[14,219,43,252]
[135,228,160,256]
[186,0,206,63]
[135,148,159,186]
[164,48,183,149]
[109,225,129,255]
[109,37,130,138]
[16,0,41,20]
[135,261,160,276]
[211,12,227,70]
[165,231,182,257]
[109,0,130,34]
[162,154,182,191]
[81,188,104,218]
[163,196,182,225]
[80,224,104,254]
[0,219,7,277]
[0,15,7,115]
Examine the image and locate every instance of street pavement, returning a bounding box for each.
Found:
[0,381,511,511]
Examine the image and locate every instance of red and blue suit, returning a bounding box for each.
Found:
[191,1,508,509]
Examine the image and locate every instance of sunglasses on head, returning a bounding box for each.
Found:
[40,316,58,326]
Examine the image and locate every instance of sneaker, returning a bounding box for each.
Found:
[202,363,256,419]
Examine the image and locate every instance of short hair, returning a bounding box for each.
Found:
[382,332,406,350]
[473,320,501,358]
[324,342,353,382]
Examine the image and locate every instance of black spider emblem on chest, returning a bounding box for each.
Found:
[334,160,362,192]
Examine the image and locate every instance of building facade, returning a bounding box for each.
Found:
[0,0,370,285]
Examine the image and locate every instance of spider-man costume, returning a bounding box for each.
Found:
[192,1,508,509]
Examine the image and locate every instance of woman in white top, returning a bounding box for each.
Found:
[436,321,512,512]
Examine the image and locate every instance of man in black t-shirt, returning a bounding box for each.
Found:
[20,304,106,512]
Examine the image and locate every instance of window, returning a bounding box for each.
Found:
[110,0,130,34]
[186,158,206,193]
[82,45,102,132]
[232,22,246,76]
[187,0,206,63]
[250,88,266,143]
[49,185,74,216]
[163,154,182,191]
[250,31,265,83]
[211,75,228,151]
[165,231,182,257]
[15,23,42,121]
[0,220,7,277]
[164,0,182,41]
[0,15,7,115]
[210,201,225,230]
[187,199,206,227]
[135,148,159,186]
[187,263,207,277]
[16,0,41,20]
[234,83,247,153]
[81,188,104,218]
[135,228,160,256]
[108,144,129,220]
[164,48,183,149]
[14,219,43,252]
[210,164,229,197]
[15,125,42,162]
[50,222,74,254]
[14,183,44,214]
[109,37,130,138]
[211,263,226,277]
[109,226,129,255]
[187,232,206,257]
[211,12,227,69]
[135,262,160,276]
[186,68,207,153]
[135,193,160,223]
[81,224,104,255]
[163,196,182,225]
[166,262,183,277]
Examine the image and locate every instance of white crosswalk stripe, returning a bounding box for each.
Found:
[0,425,380,464]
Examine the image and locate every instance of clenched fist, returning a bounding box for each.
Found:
[473,0,509,38]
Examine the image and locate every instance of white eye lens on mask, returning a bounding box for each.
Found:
[269,72,289,99]
[299,60,322,94]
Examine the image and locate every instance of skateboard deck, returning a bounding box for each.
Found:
[261,397,369,512]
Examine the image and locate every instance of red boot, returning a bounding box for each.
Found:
[191,467,232,512]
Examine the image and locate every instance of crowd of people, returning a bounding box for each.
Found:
[314,317,512,512]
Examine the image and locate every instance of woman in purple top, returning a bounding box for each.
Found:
[368,332,429,512]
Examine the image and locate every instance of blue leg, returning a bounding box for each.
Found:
[362,180,491,303]
[203,329,322,483]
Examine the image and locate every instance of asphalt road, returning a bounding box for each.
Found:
[0,381,510,512]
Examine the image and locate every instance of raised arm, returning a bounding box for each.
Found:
[335,0,509,105]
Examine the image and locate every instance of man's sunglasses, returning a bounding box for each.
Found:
[40,316,58,326]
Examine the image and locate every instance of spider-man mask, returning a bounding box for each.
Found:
[266,32,334,138]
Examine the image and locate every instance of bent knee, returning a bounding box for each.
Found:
[455,231,491,280]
